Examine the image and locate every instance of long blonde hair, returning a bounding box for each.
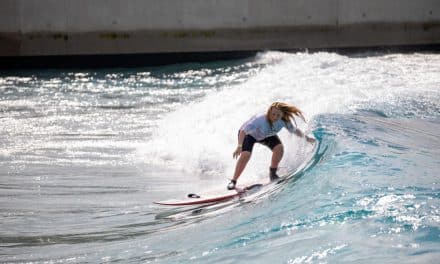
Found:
[266,102,306,127]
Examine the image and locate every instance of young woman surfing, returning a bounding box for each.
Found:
[227,102,315,190]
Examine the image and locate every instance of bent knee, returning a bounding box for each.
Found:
[273,144,284,152]
[241,151,252,158]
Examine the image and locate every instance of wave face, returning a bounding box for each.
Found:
[1,51,439,263]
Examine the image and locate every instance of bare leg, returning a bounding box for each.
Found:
[232,151,251,181]
[270,144,284,169]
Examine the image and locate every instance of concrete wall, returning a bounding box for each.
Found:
[1,0,439,56]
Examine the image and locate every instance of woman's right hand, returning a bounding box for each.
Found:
[233,146,242,159]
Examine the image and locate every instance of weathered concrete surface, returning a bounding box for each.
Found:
[0,0,439,57]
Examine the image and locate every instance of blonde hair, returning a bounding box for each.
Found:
[266,102,306,127]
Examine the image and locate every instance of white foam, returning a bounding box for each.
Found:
[138,51,440,179]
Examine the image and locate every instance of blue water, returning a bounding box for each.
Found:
[1,51,439,263]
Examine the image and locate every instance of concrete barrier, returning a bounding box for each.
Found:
[0,0,439,59]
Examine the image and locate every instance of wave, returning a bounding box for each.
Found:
[137,51,440,179]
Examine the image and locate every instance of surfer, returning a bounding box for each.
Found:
[227,102,315,190]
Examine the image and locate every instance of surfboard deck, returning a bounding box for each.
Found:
[153,179,280,206]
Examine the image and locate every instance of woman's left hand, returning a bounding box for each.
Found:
[305,135,316,143]
[296,129,316,143]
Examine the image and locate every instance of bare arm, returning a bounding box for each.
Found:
[233,130,246,159]
[294,128,316,143]
[294,128,304,138]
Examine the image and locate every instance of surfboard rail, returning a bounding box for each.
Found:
[153,182,266,206]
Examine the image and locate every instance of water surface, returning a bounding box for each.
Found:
[1,51,439,263]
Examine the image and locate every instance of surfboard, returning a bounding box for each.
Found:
[153,181,275,206]
[153,182,269,206]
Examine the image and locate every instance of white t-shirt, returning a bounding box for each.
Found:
[240,114,296,141]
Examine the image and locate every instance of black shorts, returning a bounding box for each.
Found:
[242,134,282,153]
